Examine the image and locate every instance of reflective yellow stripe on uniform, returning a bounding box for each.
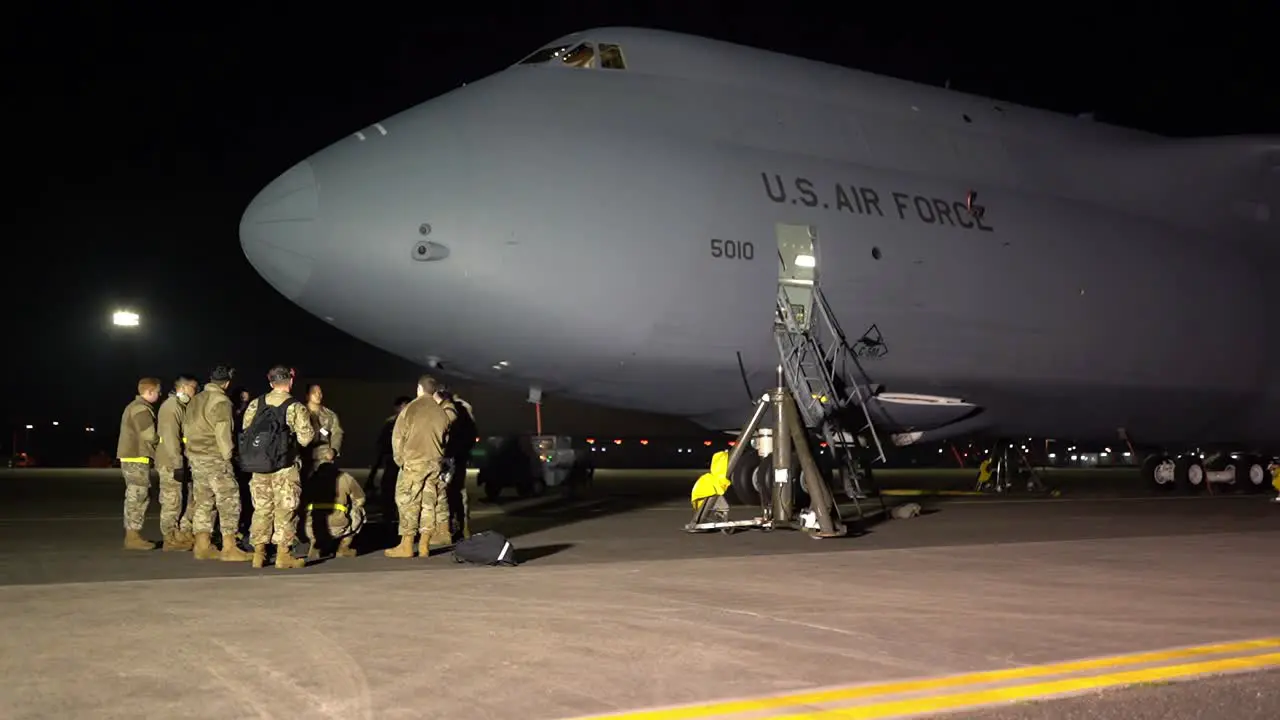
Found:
[307,503,348,513]
[120,457,151,464]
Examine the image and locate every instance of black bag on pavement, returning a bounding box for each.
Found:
[453,531,518,566]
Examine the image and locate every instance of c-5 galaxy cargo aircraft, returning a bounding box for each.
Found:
[239,27,1279,493]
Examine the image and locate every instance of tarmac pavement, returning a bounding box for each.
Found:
[0,466,1277,719]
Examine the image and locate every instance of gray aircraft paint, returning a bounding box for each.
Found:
[239,27,1280,447]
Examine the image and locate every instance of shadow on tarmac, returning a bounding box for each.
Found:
[353,481,681,557]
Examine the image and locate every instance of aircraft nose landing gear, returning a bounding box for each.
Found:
[685,388,848,539]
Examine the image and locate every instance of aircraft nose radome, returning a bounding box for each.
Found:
[239,161,319,301]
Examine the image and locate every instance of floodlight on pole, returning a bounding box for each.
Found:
[113,310,140,327]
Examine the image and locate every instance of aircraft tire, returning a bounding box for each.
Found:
[1141,453,1175,492]
[794,465,812,509]
[1174,455,1206,494]
[478,462,504,502]
[751,454,779,515]
[515,475,534,498]
[729,451,761,506]
[1235,455,1269,494]
[483,481,502,502]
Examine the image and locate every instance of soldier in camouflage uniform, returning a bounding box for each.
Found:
[242,365,315,570]
[386,375,456,558]
[116,377,162,550]
[303,383,344,479]
[185,365,253,562]
[302,447,366,560]
[155,375,199,551]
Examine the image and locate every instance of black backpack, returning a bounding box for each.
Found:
[453,531,518,566]
[237,396,300,474]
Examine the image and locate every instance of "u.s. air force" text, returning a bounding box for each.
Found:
[761,173,994,232]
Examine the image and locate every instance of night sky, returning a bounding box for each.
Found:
[5,3,1274,443]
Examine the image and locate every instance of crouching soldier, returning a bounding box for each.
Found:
[1271,461,1279,503]
[303,448,366,560]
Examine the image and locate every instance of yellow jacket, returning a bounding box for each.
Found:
[691,450,732,510]
[976,458,993,486]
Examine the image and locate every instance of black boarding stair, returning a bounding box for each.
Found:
[774,283,887,514]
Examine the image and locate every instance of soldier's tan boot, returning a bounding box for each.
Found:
[193,532,219,560]
[426,528,454,551]
[275,548,306,569]
[336,537,357,558]
[306,543,321,562]
[175,529,195,546]
[162,532,194,552]
[251,544,267,569]
[123,529,155,551]
[219,536,253,562]
[384,535,416,558]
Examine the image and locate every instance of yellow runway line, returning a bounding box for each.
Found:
[567,637,1280,720]
[769,651,1280,719]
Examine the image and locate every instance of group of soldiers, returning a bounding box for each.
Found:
[115,364,476,569]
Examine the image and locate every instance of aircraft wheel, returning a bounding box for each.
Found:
[515,478,533,498]
[1174,455,1205,494]
[1141,454,1175,492]
[729,452,761,505]
[794,466,812,509]
[751,454,773,501]
[483,482,502,502]
[1235,456,1269,494]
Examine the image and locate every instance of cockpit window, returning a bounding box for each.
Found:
[518,44,570,65]
[518,41,625,70]
[559,43,595,69]
[598,43,626,70]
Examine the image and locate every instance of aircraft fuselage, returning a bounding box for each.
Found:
[239,28,1280,448]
